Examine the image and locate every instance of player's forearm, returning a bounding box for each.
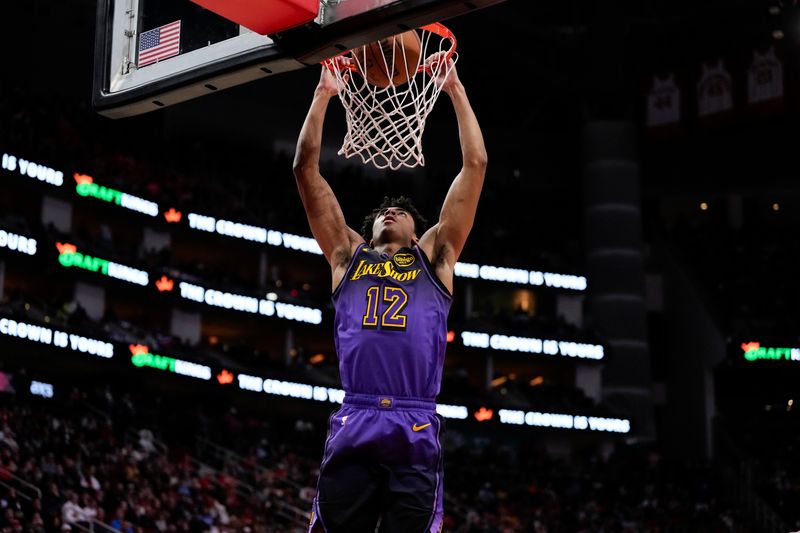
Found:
[446,83,488,169]
[293,90,334,172]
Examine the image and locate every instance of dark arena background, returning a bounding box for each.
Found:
[1,0,799,531]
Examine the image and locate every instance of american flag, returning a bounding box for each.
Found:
[138,20,181,67]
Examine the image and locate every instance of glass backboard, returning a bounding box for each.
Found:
[93,0,506,118]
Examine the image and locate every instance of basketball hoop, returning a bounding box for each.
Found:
[322,23,457,170]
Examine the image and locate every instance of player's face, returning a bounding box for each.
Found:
[373,206,416,245]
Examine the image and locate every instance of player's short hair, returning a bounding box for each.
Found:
[361,196,428,242]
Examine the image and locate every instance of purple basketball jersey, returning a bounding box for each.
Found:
[333,244,452,399]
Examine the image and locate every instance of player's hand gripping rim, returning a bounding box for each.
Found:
[423,51,459,94]
[317,60,352,98]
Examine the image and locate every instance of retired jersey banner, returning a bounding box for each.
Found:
[697,60,734,118]
[646,73,681,128]
[746,46,784,118]
[747,46,783,104]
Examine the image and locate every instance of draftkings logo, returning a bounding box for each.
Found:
[741,341,800,362]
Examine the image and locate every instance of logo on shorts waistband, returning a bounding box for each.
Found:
[380,398,392,408]
[412,423,431,432]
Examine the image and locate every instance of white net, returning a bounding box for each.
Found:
[322,24,457,170]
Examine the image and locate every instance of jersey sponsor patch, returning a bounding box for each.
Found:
[393,252,415,267]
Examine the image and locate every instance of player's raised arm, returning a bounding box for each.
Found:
[293,68,362,282]
[419,57,488,286]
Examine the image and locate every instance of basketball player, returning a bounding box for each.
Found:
[294,55,487,532]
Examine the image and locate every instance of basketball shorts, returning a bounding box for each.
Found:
[308,393,444,533]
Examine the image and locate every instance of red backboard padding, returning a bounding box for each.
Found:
[189,0,319,35]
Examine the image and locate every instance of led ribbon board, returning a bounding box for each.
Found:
[235,373,627,431]
[178,281,322,325]
[56,243,149,286]
[74,174,159,217]
[187,212,323,254]
[497,409,630,433]
[186,211,586,291]
[236,373,468,420]
[2,152,64,186]
[741,342,800,362]
[187,212,586,291]
[461,331,604,360]
[1,315,622,432]
[0,318,114,358]
[454,262,587,291]
[53,240,318,324]
[6,149,587,290]
[0,230,37,256]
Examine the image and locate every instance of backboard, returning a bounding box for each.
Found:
[93,0,506,118]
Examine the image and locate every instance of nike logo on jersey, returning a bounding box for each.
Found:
[412,423,431,432]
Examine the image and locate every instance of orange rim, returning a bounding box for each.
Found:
[416,23,457,73]
[321,23,457,73]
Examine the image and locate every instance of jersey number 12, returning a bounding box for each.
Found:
[362,285,408,330]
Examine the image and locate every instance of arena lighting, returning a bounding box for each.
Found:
[129,344,212,380]
[453,262,587,291]
[236,374,469,419]
[460,331,604,360]
[0,318,114,358]
[741,342,800,362]
[178,281,323,325]
[0,229,37,256]
[497,409,631,434]
[1,152,64,186]
[73,173,159,217]
[56,243,149,286]
[30,380,54,399]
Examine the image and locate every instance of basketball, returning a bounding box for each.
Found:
[354,30,421,88]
